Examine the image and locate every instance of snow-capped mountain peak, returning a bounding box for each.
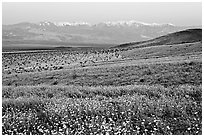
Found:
[39,21,53,26]
[36,20,174,27]
[53,22,91,26]
[102,20,174,27]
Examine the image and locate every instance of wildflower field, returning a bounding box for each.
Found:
[2,58,202,135]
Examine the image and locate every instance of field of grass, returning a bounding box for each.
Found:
[3,61,202,87]
[2,84,202,135]
[2,41,202,135]
[122,42,201,60]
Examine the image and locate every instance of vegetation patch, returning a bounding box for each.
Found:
[2,84,202,135]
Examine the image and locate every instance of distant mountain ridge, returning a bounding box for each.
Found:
[3,21,201,47]
[4,20,175,27]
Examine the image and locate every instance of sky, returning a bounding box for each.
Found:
[2,2,202,26]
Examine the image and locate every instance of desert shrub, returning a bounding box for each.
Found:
[72,72,78,79]
[47,93,54,98]
[139,78,145,82]
[51,81,58,85]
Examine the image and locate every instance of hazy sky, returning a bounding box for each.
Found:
[2,2,202,26]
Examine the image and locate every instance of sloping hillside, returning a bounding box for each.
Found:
[121,42,202,60]
[116,29,202,49]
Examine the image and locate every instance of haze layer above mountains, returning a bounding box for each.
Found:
[2,21,201,48]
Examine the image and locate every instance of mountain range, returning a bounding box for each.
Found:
[2,21,201,49]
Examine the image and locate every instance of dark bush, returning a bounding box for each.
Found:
[51,81,58,85]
